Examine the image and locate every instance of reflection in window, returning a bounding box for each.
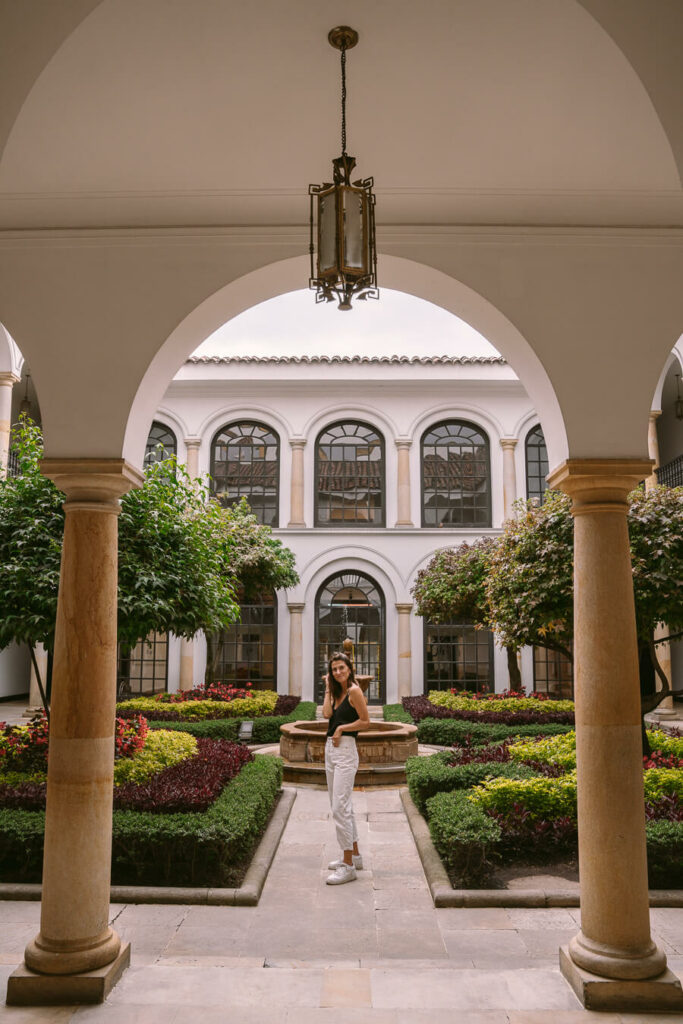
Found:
[316,421,384,527]
[315,571,385,704]
[424,621,493,693]
[525,425,549,505]
[421,421,491,527]
[144,422,177,467]
[533,646,573,699]
[211,422,279,526]
[213,592,277,690]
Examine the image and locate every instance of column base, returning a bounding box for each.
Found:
[6,942,130,1006]
[560,946,683,1012]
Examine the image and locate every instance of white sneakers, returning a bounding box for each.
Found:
[328,853,363,871]
[326,862,357,885]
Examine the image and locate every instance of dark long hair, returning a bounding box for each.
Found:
[328,651,357,702]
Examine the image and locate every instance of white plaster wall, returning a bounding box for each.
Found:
[0,643,31,700]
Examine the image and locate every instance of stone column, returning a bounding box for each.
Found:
[8,459,142,1006]
[396,603,413,699]
[179,437,202,690]
[500,438,518,520]
[548,459,682,1012]
[288,438,306,527]
[288,603,304,697]
[395,438,413,526]
[645,411,661,492]
[0,371,19,477]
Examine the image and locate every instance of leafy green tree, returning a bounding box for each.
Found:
[0,417,63,714]
[0,420,299,706]
[411,538,523,691]
[486,486,683,712]
[204,497,300,683]
[486,490,574,662]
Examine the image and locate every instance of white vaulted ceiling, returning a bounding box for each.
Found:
[0,0,681,230]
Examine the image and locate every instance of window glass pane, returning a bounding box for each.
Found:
[118,631,168,697]
[215,592,277,690]
[424,621,493,694]
[211,421,280,526]
[144,422,177,467]
[342,188,365,270]
[319,192,336,272]
[525,425,549,505]
[316,571,384,704]
[421,421,490,527]
[533,646,574,699]
[316,421,384,527]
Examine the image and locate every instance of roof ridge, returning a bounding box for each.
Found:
[186,354,507,365]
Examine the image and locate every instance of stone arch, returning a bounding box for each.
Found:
[124,254,568,470]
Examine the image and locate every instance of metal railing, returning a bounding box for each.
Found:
[5,449,20,478]
[655,454,683,488]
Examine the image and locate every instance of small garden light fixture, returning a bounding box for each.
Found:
[309,26,378,311]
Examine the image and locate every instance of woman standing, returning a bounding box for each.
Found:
[322,651,371,885]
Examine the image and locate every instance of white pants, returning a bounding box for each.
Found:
[325,735,359,852]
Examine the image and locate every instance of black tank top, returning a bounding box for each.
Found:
[326,690,360,739]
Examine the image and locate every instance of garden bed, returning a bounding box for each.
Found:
[0,711,284,888]
[405,727,683,891]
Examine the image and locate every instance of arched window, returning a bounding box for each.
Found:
[423,620,493,694]
[210,592,277,691]
[315,571,385,704]
[525,424,549,505]
[144,421,177,467]
[421,421,491,527]
[211,421,280,526]
[315,421,384,526]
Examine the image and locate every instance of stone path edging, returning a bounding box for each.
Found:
[0,786,296,907]
[400,786,683,909]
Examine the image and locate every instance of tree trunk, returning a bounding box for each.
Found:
[29,645,50,722]
[506,647,522,692]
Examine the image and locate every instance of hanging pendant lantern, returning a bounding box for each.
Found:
[309,26,378,311]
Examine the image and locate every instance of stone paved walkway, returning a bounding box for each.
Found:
[1,785,683,1022]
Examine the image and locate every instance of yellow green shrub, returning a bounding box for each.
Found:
[427,690,575,714]
[116,691,279,720]
[643,768,683,803]
[648,730,683,759]
[508,731,577,769]
[469,771,578,820]
[113,730,197,785]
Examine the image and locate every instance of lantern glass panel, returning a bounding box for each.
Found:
[319,192,337,273]
[342,188,365,270]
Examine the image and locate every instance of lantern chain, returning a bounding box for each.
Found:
[340,44,347,157]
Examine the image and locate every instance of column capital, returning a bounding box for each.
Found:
[547,458,653,506]
[500,437,518,451]
[41,458,144,507]
[394,437,412,450]
[183,436,202,449]
[648,409,662,421]
[287,602,305,613]
[289,436,307,449]
[395,602,413,613]
[0,371,20,387]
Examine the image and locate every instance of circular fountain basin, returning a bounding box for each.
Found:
[278,719,419,786]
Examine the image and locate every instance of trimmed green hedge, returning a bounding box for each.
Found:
[146,702,317,745]
[646,820,683,889]
[0,755,283,887]
[426,790,501,886]
[406,752,538,816]
[416,717,574,747]
[383,703,413,724]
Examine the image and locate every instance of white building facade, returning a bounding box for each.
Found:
[147,353,557,704]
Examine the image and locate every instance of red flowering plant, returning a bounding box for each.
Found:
[0,711,148,778]
[154,682,254,704]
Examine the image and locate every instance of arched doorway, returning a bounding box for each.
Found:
[315,571,385,705]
